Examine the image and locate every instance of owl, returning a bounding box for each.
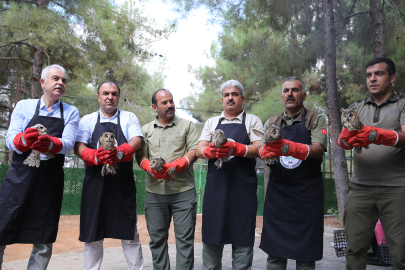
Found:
[341,108,367,154]
[253,124,283,166]
[212,129,229,169]
[150,157,174,184]
[23,124,54,168]
[99,132,117,176]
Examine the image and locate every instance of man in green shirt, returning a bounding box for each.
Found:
[136,89,199,270]
[338,57,405,270]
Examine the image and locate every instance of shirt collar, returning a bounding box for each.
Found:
[154,115,178,128]
[98,109,119,120]
[364,93,397,106]
[283,108,303,121]
[220,110,244,121]
[40,96,61,112]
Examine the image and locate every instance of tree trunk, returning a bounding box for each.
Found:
[370,0,386,57]
[323,0,350,222]
[31,0,46,99]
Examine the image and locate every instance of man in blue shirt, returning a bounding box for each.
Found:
[0,64,80,269]
[74,81,143,270]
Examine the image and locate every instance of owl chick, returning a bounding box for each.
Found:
[253,124,283,166]
[99,132,117,176]
[211,129,229,169]
[23,124,54,168]
[341,108,367,154]
[150,157,174,184]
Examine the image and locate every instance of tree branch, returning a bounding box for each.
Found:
[44,51,72,70]
[386,0,405,20]
[0,39,32,49]
[342,11,371,20]
[0,57,33,64]
[49,0,68,9]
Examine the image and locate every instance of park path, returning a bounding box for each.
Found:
[3,226,391,270]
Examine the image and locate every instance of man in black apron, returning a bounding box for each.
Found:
[196,79,263,270]
[0,64,80,269]
[259,77,327,270]
[74,82,143,270]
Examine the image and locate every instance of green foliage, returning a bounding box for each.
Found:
[0,0,176,126]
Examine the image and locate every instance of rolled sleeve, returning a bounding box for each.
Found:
[6,101,26,154]
[249,115,264,142]
[75,115,93,145]
[60,106,80,154]
[186,122,199,151]
[310,114,328,149]
[199,119,214,142]
[127,112,143,140]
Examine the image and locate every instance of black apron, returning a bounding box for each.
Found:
[202,112,258,247]
[260,109,324,262]
[0,99,65,245]
[79,111,137,242]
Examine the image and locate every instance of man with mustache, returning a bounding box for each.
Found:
[196,79,263,269]
[0,64,79,269]
[74,81,144,270]
[338,57,405,270]
[259,76,327,270]
[136,89,199,270]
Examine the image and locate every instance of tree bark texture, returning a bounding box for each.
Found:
[323,0,350,222]
[30,0,46,99]
[370,0,386,57]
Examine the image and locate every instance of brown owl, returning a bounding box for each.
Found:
[99,132,117,176]
[253,124,283,166]
[212,129,229,169]
[150,157,174,184]
[23,124,54,168]
[341,108,367,154]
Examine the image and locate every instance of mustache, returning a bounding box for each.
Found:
[165,107,174,113]
[286,96,296,102]
[227,100,235,105]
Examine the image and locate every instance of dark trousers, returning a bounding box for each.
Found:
[202,242,253,270]
[144,188,196,270]
[344,182,405,270]
[266,255,315,270]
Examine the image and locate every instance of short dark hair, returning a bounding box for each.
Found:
[152,89,172,105]
[97,81,121,95]
[366,57,396,77]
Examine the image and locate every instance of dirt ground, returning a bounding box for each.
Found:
[3,215,342,263]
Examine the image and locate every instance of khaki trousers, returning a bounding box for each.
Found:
[202,242,253,270]
[266,255,315,270]
[144,189,196,270]
[344,182,405,270]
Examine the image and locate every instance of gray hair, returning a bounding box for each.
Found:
[220,79,244,97]
[282,76,306,93]
[41,64,67,83]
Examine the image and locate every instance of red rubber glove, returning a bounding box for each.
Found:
[31,135,63,154]
[108,143,134,165]
[81,147,111,167]
[349,126,398,148]
[216,141,247,158]
[202,143,231,159]
[259,144,274,159]
[338,128,357,150]
[162,157,190,176]
[261,139,309,160]
[140,159,170,179]
[13,128,39,152]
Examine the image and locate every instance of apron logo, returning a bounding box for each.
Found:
[368,130,377,142]
[282,144,289,155]
[280,156,302,169]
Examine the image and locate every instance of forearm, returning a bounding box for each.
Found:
[307,143,325,159]
[196,141,209,159]
[135,155,148,166]
[73,142,87,158]
[245,142,260,158]
[184,149,197,164]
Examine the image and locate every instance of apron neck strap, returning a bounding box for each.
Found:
[34,98,64,120]
[97,110,120,125]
